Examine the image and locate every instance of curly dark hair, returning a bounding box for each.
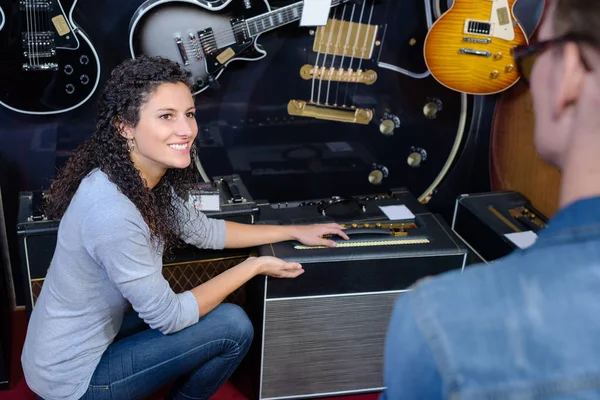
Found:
[45,55,199,251]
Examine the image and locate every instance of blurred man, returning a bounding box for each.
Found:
[382,0,600,398]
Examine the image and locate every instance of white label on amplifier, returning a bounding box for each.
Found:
[504,231,538,249]
[379,205,415,220]
[300,0,332,26]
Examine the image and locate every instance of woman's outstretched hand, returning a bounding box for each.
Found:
[246,256,304,278]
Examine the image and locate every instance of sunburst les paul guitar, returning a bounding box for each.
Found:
[423,0,528,95]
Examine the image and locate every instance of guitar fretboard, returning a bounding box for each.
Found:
[246,0,342,37]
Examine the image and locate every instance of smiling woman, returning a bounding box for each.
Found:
[20,56,349,400]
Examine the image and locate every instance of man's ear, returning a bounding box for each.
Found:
[114,118,134,140]
[553,42,585,117]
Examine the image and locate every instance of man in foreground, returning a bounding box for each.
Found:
[382,0,600,398]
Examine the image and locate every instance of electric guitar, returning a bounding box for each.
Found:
[129,0,348,96]
[423,0,528,95]
[0,0,101,115]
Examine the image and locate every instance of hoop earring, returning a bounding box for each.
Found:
[127,139,135,153]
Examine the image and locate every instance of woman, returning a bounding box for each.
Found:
[21,55,348,400]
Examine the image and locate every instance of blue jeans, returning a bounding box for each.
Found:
[79,303,253,400]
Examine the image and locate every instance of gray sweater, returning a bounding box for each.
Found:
[21,169,226,400]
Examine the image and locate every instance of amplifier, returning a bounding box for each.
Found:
[16,175,258,313]
[236,188,468,400]
[452,191,549,263]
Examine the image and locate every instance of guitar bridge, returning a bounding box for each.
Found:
[287,100,373,125]
[300,65,377,85]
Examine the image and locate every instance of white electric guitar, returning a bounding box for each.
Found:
[129,0,349,95]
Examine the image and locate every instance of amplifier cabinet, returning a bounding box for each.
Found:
[238,190,468,399]
[452,191,549,263]
[16,175,257,313]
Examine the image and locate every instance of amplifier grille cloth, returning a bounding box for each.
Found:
[31,257,248,307]
[262,292,401,399]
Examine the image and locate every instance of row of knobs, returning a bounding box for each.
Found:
[378,100,441,135]
[490,52,515,79]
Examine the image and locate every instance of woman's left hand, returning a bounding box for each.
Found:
[293,223,350,247]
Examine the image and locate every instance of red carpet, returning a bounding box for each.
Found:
[2,309,380,400]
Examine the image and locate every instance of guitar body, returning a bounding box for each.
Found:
[0,0,100,115]
[130,0,273,96]
[424,0,528,95]
[490,81,560,217]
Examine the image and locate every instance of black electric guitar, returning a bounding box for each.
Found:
[129,0,349,95]
[0,0,100,115]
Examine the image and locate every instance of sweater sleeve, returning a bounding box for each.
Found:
[81,200,200,335]
[172,193,227,250]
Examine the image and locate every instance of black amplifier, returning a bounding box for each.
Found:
[237,188,468,400]
[452,191,549,263]
[16,175,259,313]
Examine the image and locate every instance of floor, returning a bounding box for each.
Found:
[2,309,380,400]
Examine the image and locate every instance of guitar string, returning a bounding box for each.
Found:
[334,3,356,107]
[310,17,327,104]
[31,0,37,67]
[325,4,347,106]
[34,0,39,67]
[25,0,32,67]
[34,0,39,66]
[316,9,337,105]
[344,0,366,108]
[351,0,376,102]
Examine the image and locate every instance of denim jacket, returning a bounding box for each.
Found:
[381,196,600,400]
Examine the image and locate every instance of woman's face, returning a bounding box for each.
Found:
[123,82,198,184]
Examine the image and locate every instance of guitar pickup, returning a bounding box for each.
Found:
[299,65,377,85]
[314,18,378,59]
[464,20,492,35]
[287,100,373,125]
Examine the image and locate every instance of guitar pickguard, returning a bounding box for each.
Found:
[464,0,515,41]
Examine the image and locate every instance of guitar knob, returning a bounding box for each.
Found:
[79,55,89,65]
[379,119,395,135]
[493,52,503,60]
[65,84,75,95]
[407,147,427,168]
[368,163,389,185]
[490,70,499,79]
[407,152,422,167]
[505,64,515,73]
[63,64,73,75]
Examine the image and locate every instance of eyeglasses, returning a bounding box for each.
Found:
[511,33,593,85]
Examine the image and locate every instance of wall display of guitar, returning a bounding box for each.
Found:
[0,0,101,115]
[129,0,351,96]
[283,0,469,202]
[423,0,528,95]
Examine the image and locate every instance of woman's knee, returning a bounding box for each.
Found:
[207,303,254,346]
